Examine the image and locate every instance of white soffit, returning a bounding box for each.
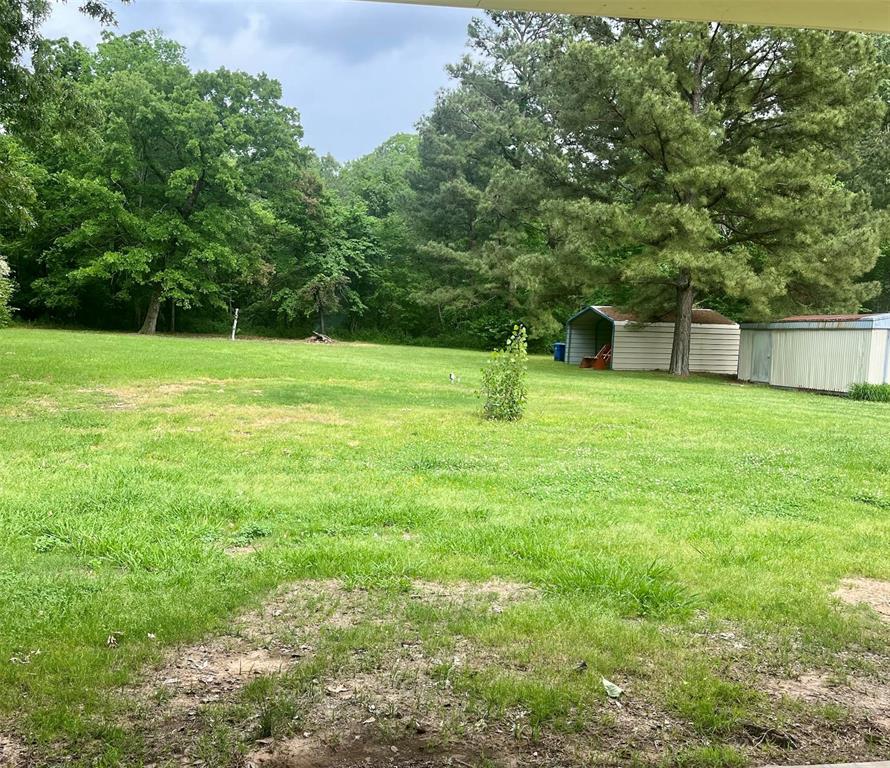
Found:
[360,0,890,34]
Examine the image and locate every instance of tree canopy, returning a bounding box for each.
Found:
[1,12,888,365]
[411,13,887,371]
[546,20,884,373]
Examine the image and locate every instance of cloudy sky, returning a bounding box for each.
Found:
[43,0,477,161]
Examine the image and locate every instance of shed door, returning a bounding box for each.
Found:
[750,332,772,383]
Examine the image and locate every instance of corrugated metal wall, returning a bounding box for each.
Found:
[738,330,771,382]
[611,324,740,373]
[867,329,890,384]
[738,332,753,380]
[566,324,598,365]
[768,329,873,392]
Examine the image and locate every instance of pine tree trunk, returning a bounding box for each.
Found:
[139,288,162,335]
[669,275,694,376]
[667,44,704,378]
[318,309,325,335]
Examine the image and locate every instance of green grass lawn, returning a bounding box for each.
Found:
[1,328,888,767]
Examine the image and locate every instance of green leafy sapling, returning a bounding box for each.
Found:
[0,256,14,327]
[480,324,528,421]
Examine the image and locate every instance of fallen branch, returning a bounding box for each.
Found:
[305,332,335,344]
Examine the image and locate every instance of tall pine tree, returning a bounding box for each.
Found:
[544,21,885,374]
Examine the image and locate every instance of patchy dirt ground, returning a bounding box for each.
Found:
[748,578,890,749]
[836,578,890,622]
[767,673,890,730]
[0,735,28,767]
[121,579,685,766]
[145,641,295,713]
[686,601,890,763]
[8,579,890,767]
[131,580,560,767]
[111,579,890,767]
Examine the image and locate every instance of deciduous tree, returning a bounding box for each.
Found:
[0,255,13,327]
[411,13,589,346]
[12,31,306,333]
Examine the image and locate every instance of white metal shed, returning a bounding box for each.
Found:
[565,306,740,374]
[738,313,890,393]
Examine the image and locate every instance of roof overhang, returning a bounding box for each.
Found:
[742,315,890,331]
[360,0,890,34]
[568,305,740,327]
[567,305,617,325]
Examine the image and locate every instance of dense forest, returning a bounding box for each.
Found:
[1,3,889,365]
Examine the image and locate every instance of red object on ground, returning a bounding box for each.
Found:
[580,344,613,370]
[593,344,612,369]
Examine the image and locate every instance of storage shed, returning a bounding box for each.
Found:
[565,306,740,373]
[738,313,890,393]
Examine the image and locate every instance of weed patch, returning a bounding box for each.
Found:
[667,667,760,737]
[548,560,696,619]
[849,382,890,402]
[665,745,747,768]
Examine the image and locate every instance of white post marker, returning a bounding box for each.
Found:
[231,308,239,341]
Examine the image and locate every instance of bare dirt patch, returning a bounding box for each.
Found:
[142,638,296,714]
[135,580,406,714]
[672,617,890,760]
[129,579,565,766]
[249,738,465,768]
[244,619,519,761]
[243,635,490,768]
[113,580,890,767]
[835,578,890,621]
[130,580,759,767]
[90,380,212,409]
[0,734,29,767]
[410,579,540,605]
[767,672,890,730]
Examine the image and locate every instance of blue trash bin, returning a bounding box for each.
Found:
[553,342,566,362]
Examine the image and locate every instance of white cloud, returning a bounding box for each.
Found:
[42,2,105,46]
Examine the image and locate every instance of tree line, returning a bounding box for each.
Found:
[1,5,888,373]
